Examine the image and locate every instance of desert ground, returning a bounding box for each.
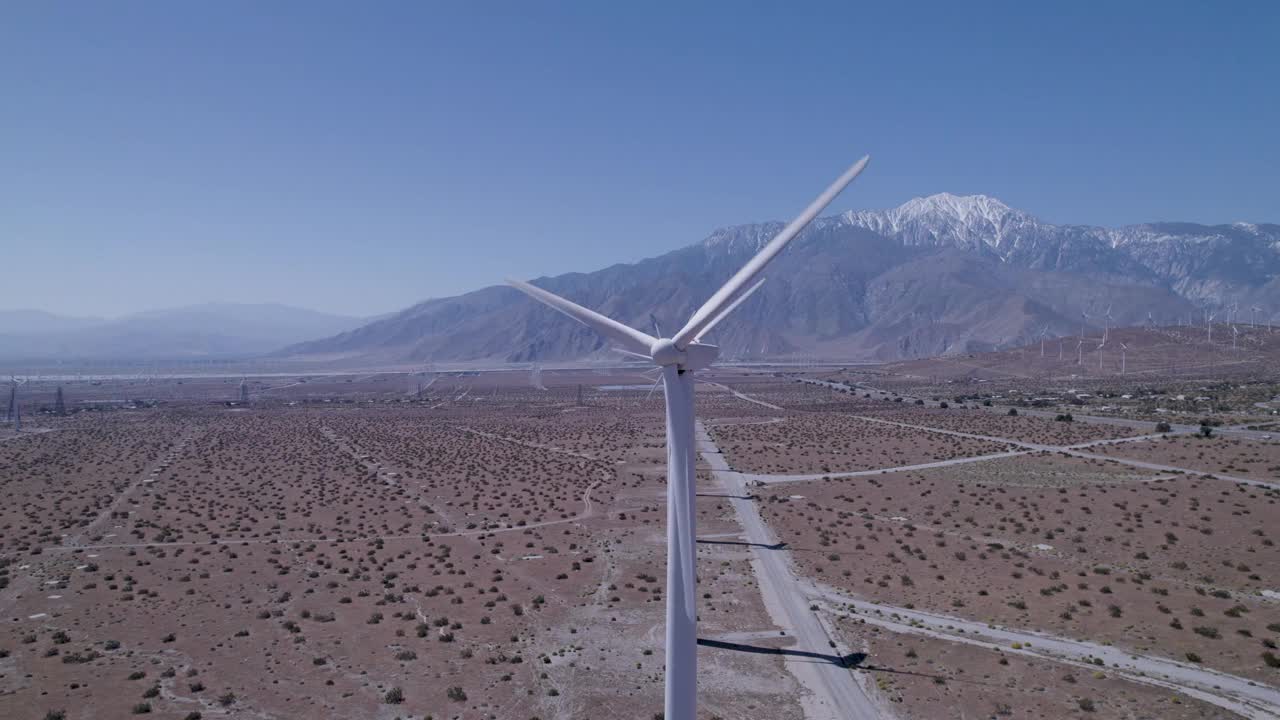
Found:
[2,339,1279,719]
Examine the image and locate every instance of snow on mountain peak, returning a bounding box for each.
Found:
[839,192,1038,252]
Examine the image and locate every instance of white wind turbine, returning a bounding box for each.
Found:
[6,376,24,432]
[1232,324,1239,351]
[505,156,870,720]
[1097,339,1106,371]
[1103,304,1113,342]
[1038,326,1048,358]
[1076,337,1084,365]
[1251,305,1261,328]
[1119,342,1127,374]
[1207,312,1216,343]
[1080,311,1089,340]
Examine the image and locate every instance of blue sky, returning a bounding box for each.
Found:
[3,1,1277,317]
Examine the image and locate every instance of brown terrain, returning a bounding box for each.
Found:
[1,339,1278,719]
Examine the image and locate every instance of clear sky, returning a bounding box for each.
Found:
[3,1,1277,318]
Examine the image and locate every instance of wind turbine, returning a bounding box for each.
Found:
[6,376,24,431]
[1038,326,1048,358]
[1103,304,1113,342]
[1232,324,1239,351]
[1119,342,1127,374]
[1251,305,1261,328]
[1080,311,1089,340]
[1097,340,1106,371]
[505,155,870,720]
[1207,312,1216,343]
[1076,337,1084,365]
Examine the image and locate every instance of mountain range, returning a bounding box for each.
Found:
[281,193,1279,364]
[0,304,370,361]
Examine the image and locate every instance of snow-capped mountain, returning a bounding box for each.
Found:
[282,195,1280,363]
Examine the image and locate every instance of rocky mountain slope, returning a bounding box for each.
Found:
[283,194,1279,363]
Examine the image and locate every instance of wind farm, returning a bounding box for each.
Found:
[5,3,1280,719]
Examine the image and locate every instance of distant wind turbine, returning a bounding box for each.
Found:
[505,155,871,720]
[1119,342,1127,374]
[1076,338,1084,365]
[1097,340,1106,371]
[1103,304,1113,343]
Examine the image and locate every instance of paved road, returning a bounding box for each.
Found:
[696,421,888,720]
[816,587,1280,720]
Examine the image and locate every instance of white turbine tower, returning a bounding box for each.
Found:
[1232,324,1239,351]
[1103,304,1113,343]
[1251,305,1261,328]
[1079,311,1089,340]
[1207,312,1216,343]
[505,155,870,720]
[1119,342,1127,374]
[1038,326,1048,358]
[1097,340,1106,371]
[7,376,24,432]
[1076,338,1084,365]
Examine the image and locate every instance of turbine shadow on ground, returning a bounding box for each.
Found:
[695,539,787,551]
[697,639,990,686]
[697,637,861,667]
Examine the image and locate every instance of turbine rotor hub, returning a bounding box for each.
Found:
[650,338,684,367]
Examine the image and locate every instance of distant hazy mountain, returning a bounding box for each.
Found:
[0,303,369,361]
[284,195,1276,363]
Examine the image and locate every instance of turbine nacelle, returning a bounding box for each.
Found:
[650,338,720,372]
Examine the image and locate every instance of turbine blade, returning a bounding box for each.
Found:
[694,276,766,342]
[645,376,662,401]
[507,278,656,356]
[672,155,870,348]
[611,347,651,361]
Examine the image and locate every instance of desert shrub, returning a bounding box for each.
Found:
[384,687,404,704]
[131,703,151,715]
[447,686,467,702]
[1155,421,1172,433]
